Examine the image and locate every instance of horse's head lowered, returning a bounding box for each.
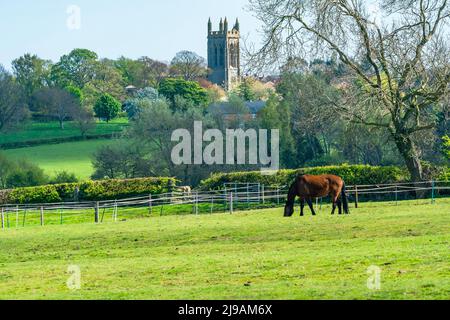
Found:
[284,204,294,217]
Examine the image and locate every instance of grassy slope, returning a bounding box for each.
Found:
[0,200,449,300]
[0,118,128,144]
[2,139,118,180]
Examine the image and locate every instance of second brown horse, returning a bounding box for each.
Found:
[284,174,349,217]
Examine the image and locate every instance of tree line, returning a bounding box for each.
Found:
[0,49,218,135]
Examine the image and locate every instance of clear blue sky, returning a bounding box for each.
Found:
[0,0,261,69]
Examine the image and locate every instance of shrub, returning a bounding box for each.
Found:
[199,164,410,190]
[9,185,62,204]
[0,177,177,205]
[50,171,79,184]
[5,160,48,188]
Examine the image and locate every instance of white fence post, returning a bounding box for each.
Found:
[262,185,265,204]
[149,194,153,215]
[195,192,199,215]
[95,202,99,223]
[1,208,4,230]
[40,207,44,226]
[229,192,233,214]
[15,206,19,229]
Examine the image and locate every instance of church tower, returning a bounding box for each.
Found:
[207,17,241,90]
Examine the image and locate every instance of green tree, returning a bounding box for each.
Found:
[94,93,121,122]
[159,78,208,110]
[0,155,48,189]
[88,59,126,100]
[12,54,52,103]
[115,56,142,86]
[259,94,298,168]
[0,66,28,132]
[442,136,450,161]
[51,49,98,88]
[236,78,257,101]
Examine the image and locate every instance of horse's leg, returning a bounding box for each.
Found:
[300,198,305,216]
[331,193,337,215]
[337,199,343,215]
[306,198,316,216]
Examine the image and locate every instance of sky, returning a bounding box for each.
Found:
[0,0,262,69]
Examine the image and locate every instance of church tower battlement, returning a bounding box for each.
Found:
[207,17,241,90]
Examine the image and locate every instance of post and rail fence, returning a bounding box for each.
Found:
[0,180,448,230]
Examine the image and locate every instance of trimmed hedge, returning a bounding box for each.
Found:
[199,165,410,190]
[0,134,115,150]
[0,177,176,205]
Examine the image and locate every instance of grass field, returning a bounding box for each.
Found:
[0,118,128,145]
[0,199,448,300]
[2,139,119,179]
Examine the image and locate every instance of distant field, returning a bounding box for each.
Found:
[0,118,128,145]
[0,199,448,300]
[2,139,119,179]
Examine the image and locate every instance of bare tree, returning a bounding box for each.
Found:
[0,66,28,132]
[35,87,80,129]
[138,57,169,88]
[71,106,96,138]
[249,0,450,181]
[170,51,208,81]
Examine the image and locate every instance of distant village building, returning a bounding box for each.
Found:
[208,100,266,123]
[207,17,241,91]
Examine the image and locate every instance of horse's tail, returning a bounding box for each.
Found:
[341,183,350,214]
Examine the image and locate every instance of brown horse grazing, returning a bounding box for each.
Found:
[284,174,349,217]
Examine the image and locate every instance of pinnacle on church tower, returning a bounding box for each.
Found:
[224,17,228,32]
[234,18,240,31]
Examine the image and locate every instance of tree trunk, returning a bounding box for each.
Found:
[393,133,423,181]
[59,119,64,130]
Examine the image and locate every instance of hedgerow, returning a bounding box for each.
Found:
[0,177,176,205]
[199,164,410,190]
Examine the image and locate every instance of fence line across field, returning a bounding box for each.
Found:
[0,180,448,229]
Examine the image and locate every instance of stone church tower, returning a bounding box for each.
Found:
[207,17,241,90]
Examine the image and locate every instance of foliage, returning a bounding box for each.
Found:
[200,164,410,190]
[50,49,98,88]
[34,87,81,129]
[235,78,256,101]
[0,154,48,189]
[70,106,96,138]
[92,143,153,179]
[50,171,79,184]
[123,87,161,119]
[11,53,51,101]
[249,0,450,181]
[0,66,29,132]
[94,94,121,122]
[442,136,450,160]
[159,78,208,110]
[0,177,177,204]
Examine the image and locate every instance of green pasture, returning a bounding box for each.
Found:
[0,199,448,300]
[2,139,119,180]
[0,118,128,145]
